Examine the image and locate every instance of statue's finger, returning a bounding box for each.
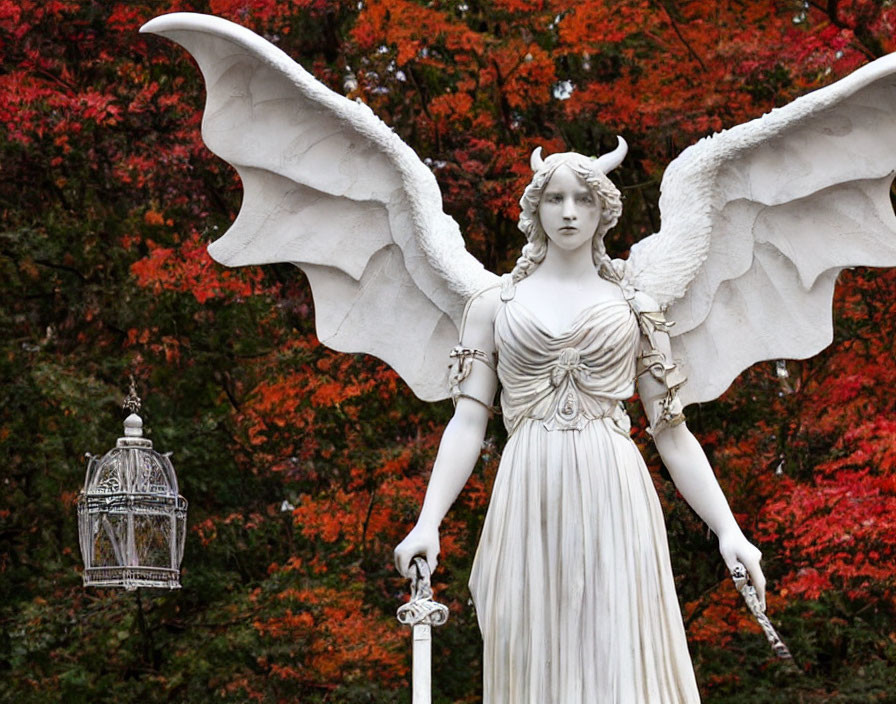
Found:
[752,572,767,611]
[395,548,410,577]
[744,558,767,611]
[426,549,438,575]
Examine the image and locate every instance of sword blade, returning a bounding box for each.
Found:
[412,623,432,704]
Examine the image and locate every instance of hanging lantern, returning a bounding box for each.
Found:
[77,381,187,590]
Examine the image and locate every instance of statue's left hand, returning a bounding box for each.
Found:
[718,529,766,610]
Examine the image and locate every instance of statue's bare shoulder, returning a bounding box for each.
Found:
[460,285,502,353]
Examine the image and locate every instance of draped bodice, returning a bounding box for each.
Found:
[494,297,640,434]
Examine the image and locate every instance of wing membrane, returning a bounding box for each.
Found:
[625,54,896,405]
[142,13,497,401]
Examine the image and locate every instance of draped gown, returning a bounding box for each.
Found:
[467,291,701,703]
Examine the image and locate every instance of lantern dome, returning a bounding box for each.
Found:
[78,409,187,590]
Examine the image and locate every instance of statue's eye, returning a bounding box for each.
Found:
[545,194,563,204]
[577,194,595,204]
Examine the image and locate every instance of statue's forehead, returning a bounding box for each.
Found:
[542,163,591,190]
[539,157,609,192]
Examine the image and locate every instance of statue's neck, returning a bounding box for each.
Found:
[536,239,598,283]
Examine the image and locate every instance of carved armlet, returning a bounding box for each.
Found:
[635,309,686,436]
[448,346,498,414]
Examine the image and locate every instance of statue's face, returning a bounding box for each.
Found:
[537,165,602,252]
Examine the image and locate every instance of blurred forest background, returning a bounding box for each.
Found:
[2,1,895,702]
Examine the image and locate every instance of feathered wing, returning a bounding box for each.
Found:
[626,54,896,407]
[140,13,497,401]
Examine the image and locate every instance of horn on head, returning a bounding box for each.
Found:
[593,136,628,174]
[530,147,545,172]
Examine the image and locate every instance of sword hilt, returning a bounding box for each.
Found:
[397,556,449,628]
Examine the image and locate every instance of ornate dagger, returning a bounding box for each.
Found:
[731,562,792,660]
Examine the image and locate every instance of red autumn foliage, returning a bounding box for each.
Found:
[3,1,896,702]
[131,230,271,304]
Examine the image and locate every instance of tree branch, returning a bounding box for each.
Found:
[652,0,708,73]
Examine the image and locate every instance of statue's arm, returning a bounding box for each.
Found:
[637,332,766,607]
[394,290,500,577]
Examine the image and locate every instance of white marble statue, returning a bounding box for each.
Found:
[142,13,896,703]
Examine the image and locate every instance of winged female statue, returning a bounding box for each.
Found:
[142,12,896,703]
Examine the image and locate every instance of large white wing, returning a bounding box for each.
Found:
[626,54,896,406]
[141,13,497,401]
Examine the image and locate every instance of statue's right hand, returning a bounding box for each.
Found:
[393,523,440,578]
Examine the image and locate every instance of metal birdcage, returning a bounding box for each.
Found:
[77,385,187,590]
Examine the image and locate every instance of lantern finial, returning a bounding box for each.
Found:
[123,374,141,414]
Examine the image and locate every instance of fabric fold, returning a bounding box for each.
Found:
[469,296,700,704]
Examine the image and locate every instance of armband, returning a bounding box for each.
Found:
[635,310,686,436]
[448,346,497,412]
[639,359,686,435]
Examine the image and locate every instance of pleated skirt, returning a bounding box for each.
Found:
[469,418,701,703]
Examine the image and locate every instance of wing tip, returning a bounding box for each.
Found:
[206,238,228,266]
[139,13,261,47]
[140,12,208,36]
[207,236,257,268]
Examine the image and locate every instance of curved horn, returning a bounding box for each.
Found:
[593,136,628,174]
[530,146,545,172]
